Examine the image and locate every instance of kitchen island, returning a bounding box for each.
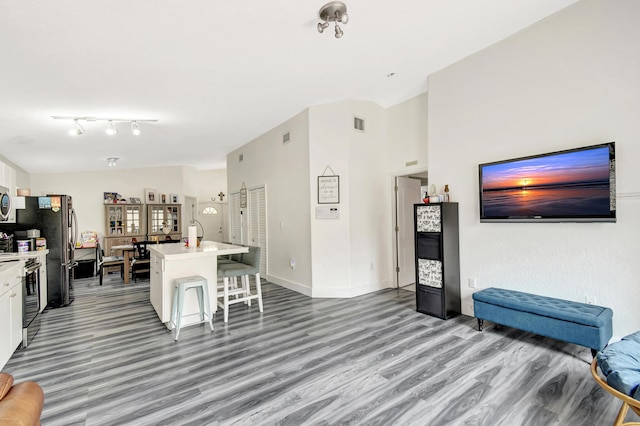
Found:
[148,242,248,329]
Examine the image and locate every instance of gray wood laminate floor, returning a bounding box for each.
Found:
[4,275,633,426]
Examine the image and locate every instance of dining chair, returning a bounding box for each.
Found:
[131,241,151,282]
[217,245,263,323]
[96,243,124,285]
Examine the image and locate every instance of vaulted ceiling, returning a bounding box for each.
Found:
[0,0,579,174]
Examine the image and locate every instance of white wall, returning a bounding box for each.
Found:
[28,166,226,241]
[386,93,430,288]
[227,110,312,295]
[0,155,29,191]
[196,169,227,202]
[386,92,429,175]
[427,0,640,339]
[347,101,390,295]
[308,102,352,296]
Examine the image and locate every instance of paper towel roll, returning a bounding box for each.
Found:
[188,225,197,248]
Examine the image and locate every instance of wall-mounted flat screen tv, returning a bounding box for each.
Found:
[479,142,616,223]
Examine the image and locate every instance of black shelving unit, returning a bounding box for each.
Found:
[414,203,460,319]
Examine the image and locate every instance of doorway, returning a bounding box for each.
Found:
[198,202,227,242]
[393,172,427,291]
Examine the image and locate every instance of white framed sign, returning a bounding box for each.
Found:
[318,175,339,204]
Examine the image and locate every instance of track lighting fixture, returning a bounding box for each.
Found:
[69,119,85,136]
[317,1,348,39]
[51,116,158,136]
[106,120,118,136]
[107,157,119,167]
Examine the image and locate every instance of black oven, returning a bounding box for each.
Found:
[23,258,41,348]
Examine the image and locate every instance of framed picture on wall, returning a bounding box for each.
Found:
[144,188,157,204]
[170,194,179,204]
[318,175,340,204]
[240,183,247,208]
[161,194,167,204]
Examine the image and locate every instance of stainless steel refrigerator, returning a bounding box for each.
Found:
[4,195,78,307]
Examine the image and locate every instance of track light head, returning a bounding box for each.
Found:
[107,157,119,167]
[52,116,158,136]
[106,120,118,135]
[335,23,343,38]
[131,121,141,136]
[317,21,329,33]
[69,119,84,136]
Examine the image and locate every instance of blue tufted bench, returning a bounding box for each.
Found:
[472,287,613,357]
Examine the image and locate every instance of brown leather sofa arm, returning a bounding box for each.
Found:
[0,373,44,426]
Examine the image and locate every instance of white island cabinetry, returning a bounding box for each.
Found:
[149,242,248,329]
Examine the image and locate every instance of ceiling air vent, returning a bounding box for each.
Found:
[354,117,365,131]
[283,132,290,143]
[239,153,243,162]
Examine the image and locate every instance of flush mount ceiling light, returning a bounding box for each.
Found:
[317,1,348,39]
[107,157,119,167]
[51,116,158,136]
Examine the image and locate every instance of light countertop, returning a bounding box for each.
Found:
[0,260,24,276]
[0,249,49,263]
[148,241,247,260]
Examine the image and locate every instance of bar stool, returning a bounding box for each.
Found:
[170,275,214,340]
[217,246,263,323]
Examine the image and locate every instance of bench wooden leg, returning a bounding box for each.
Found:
[477,318,484,331]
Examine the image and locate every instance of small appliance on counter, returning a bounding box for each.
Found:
[14,229,40,252]
[0,232,12,252]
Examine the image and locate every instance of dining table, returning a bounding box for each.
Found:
[110,244,135,284]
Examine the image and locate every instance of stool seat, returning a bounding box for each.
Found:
[170,275,214,340]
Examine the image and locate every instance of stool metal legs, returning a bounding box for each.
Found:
[171,277,214,341]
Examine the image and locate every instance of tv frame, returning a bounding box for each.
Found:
[479,142,616,223]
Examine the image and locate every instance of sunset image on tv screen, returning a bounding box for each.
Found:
[480,146,612,218]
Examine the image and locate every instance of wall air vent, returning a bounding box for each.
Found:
[283,132,290,143]
[239,153,244,162]
[405,160,418,167]
[354,117,365,131]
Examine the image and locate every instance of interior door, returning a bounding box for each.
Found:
[248,186,267,277]
[229,192,242,245]
[396,176,421,289]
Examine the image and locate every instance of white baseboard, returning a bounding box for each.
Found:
[266,274,312,297]
[266,275,391,299]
